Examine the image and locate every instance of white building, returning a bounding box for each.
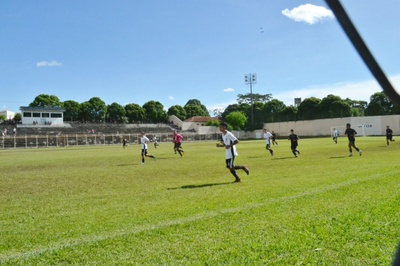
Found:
[0,110,16,120]
[20,106,65,125]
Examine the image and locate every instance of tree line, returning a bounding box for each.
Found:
[4,91,397,131]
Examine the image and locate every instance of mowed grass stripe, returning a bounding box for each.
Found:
[0,168,395,262]
[1,137,400,264]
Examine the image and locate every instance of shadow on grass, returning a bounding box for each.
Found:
[328,156,348,159]
[117,163,134,167]
[247,156,268,159]
[168,181,233,190]
[273,157,297,160]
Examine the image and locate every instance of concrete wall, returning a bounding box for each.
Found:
[169,115,400,140]
[263,115,400,138]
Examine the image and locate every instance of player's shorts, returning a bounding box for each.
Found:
[266,143,271,149]
[174,143,182,149]
[141,149,147,156]
[225,158,235,169]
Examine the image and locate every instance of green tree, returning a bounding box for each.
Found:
[167,105,187,121]
[125,103,146,123]
[345,98,367,116]
[297,97,321,120]
[225,111,247,130]
[263,99,286,122]
[13,113,22,123]
[29,94,62,107]
[365,92,399,116]
[184,104,208,118]
[0,115,5,123]
[106,102,126,123]
[237,93,272,104]
[80,97,107,122]
[184,99,209,116]
[319,95,351,118]
[210,107,224,118]
[63,100,81,121]
[205,120,220,127]
[278,106,297,121]
[221,103,250,121]
[143,101,168,123]
[250,102,265,130]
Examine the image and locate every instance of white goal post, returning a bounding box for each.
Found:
[331,125,366,138]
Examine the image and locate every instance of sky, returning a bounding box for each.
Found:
[1,0,400,115]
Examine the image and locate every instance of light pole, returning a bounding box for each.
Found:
[244,73,257,129]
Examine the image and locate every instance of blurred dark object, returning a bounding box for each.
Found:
[325,0,400,107]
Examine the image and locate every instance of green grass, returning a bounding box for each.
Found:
[1,137,400,265]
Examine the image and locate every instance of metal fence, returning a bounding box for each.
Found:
[0,132,222,149]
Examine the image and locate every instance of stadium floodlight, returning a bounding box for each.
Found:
[244,73,257,129]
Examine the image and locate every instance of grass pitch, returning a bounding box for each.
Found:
[1,137,400,265]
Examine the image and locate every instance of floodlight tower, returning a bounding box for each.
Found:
[244,73,257,129]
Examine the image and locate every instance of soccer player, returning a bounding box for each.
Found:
[153,136,159,149]
[218,122,249,183]
[263,128,274,156]
[271,130,278,145]
[333,128,339,144]
[172,130,184,157]
[122,138,128,149]
[288,129,300,157]
[386,125,395,146]
[140,132,156,164]
[344,123,362,156]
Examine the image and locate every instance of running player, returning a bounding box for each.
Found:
[218,122,249,183]
[344,123,362,156]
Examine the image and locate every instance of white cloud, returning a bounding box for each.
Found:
[168,96,175,100]
[224,87,234,92]
[274,74,400,106]
[36,60,63,67]
[282,4,334,25]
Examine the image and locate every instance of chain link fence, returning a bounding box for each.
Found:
[0,132,222,149]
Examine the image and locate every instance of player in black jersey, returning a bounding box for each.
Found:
[288,129,300,157]
[386,125,395,146]
[344,123,362,156]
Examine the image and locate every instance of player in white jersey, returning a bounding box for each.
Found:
[263,128,274,156]
[218,122,249,183]
[140,132,156,164]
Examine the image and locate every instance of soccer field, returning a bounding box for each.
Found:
[1,137,400,265]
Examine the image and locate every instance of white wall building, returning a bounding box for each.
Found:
[20,106,65,125]
[0,110,16,120]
